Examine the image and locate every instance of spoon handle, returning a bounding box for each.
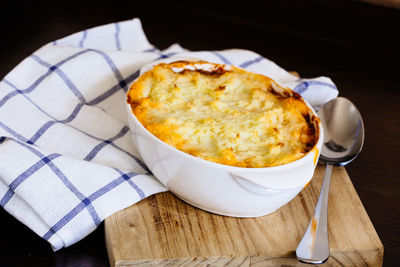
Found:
[296,164,333,264]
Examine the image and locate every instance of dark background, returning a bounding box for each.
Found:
[1,0,399,266]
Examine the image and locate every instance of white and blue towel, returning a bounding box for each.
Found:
[0,18,338,251]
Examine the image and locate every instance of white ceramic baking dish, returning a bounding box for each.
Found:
[126,60,323,217]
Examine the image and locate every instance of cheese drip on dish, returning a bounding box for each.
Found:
[128,61,319,168]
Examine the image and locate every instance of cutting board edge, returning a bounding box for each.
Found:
[107,248,384,267]
[105,219,116,267]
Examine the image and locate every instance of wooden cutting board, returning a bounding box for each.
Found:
[105,166,383,266]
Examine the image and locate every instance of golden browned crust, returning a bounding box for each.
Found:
[127,61,319,168]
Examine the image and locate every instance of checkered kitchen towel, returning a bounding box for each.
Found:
[0,18,338,251]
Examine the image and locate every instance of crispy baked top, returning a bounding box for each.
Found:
[127,61,319,168]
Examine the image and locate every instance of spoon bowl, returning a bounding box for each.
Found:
[318,97,365,166]
[296,97,365,264]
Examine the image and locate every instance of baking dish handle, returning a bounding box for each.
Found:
[230,173,284,196]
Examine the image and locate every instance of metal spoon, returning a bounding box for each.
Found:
[296,97,365,264]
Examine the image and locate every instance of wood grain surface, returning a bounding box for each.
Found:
[105,166,383,266]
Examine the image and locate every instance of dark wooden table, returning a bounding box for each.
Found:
[1,0,399,266]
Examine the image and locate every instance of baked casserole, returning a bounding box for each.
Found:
[127,61,319,168]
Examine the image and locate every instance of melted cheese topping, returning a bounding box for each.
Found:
[127,61,318,168]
